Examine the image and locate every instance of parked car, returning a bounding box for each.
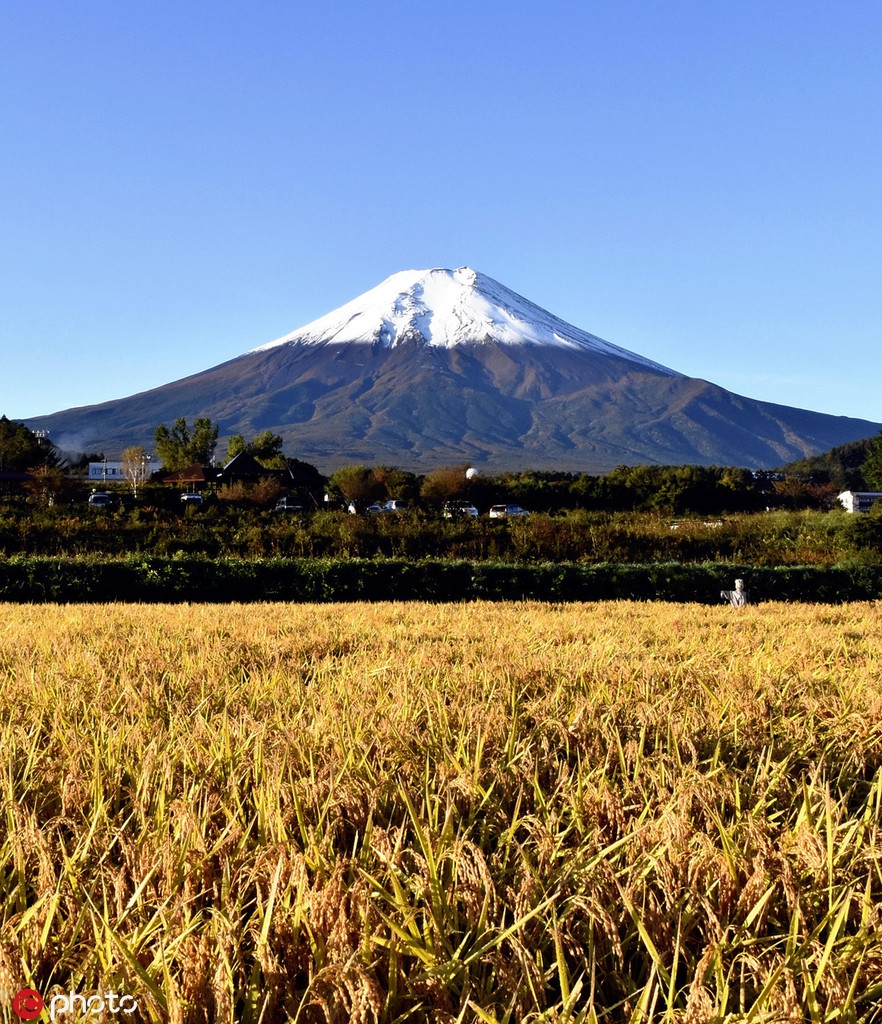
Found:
[180,492,204,506]
[380,499,409,512]
[87,491,112,508]
[489,504,529,518]
[365,503,385,514]
[443,500,479,518]
[273,497,304,512]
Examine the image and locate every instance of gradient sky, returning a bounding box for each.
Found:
[3,0,881,431]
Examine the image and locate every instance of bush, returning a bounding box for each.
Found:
[1,556,881,604]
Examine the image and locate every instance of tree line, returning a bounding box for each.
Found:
[326,459,880,515]
[3,413,882,516]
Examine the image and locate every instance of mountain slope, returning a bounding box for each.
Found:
[24,268,882,472]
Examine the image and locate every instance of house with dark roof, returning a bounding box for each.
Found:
[215,451,284,485]
[162,452,323,506]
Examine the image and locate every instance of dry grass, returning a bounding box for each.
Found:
[1,601,881,1022]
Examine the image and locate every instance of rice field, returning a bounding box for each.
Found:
[1,600,881,1023]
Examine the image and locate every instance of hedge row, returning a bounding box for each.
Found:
[1,556,880,603]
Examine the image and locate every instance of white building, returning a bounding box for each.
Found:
[88,460,162,481]
[837,491,882,514]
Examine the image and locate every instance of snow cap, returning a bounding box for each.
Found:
[251,267,678,375]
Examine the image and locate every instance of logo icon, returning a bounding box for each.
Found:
[12,989,43,1020]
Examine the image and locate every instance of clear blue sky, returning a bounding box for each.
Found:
[3,0,881,428]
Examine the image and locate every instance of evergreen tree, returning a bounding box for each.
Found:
[0,415,53,471]
[863,432,882,491]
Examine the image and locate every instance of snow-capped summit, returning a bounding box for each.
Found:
[252,267,680,376]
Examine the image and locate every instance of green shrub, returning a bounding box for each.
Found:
[2,555,881,604]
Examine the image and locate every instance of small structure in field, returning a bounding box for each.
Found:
[720,579,750,607]
[837,491,882,514]
[163,463,212,487]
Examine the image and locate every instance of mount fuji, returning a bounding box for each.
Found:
[26,267,881,471]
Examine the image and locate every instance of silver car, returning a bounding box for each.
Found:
[489,504,529,518]
[443,501,479,517]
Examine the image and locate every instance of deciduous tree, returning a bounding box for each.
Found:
[120,446,150,497]
[420,466,469,505]
[248,430,286,468]
[225,434,248,461]
[223,430,285,468]
[154,417,219,471]
[328,465,380,506]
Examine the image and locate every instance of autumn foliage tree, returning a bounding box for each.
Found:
[120,446,150,497]
[420,466,470,505]
[327,465,382,507]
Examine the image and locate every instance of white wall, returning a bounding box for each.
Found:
[88,461,162,480]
